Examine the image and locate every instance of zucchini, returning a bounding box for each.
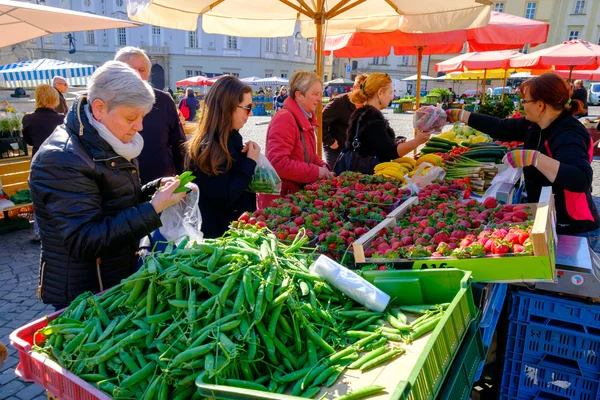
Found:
[420,147,446,154]
[470,142,500,148]
[429,137,457,147]
[467,145,508,151]
[424,142,452,151]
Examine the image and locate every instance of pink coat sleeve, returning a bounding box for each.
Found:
[266,115,320,183]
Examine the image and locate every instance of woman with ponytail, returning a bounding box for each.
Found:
[447,73,600,242]
[344,73,430,171]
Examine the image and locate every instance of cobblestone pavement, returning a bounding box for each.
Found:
[1,107,600,398]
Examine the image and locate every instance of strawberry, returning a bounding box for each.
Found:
[294,216,305,226]
[459,238,473,248]
[483,197,498,209]
[513,244,525,253]
[239,213,250,223]
[519,232,530,245]
[514,210,529,220]
[504,233,520,245]
[248,217,257,225]
[377,266,388,270]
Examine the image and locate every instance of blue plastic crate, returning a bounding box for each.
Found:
[500,352,600,400]
[505,319,600,376]
[474,283,507,381]
[510,290,600,330]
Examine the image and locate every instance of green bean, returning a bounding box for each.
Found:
[337,385,386,400]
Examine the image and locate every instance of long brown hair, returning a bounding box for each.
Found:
[520,73,584,116]
[187,76,252,175]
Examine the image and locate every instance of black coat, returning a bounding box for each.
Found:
[191,130,257,238]
[345,105,398,162]
[322,93,356,167]
[29,97,162,306]
[469,112,600,235]
[22,108,65,157]
[137,89,187,185]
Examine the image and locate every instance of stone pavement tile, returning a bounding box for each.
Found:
[0,379,26,400]
[15,382,46,400]
[1,356,20,371]
[0,368,18,386]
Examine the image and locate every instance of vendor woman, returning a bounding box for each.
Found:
[447,73,600,249]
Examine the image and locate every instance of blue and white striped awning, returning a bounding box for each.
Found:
[0,58,97,89]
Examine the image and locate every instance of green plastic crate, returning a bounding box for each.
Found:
[196,269,477,400]
[437,316,487,400]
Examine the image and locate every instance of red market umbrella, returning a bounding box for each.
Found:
[553,68,600,81]
[435,50,522,103]
[176,75,209,86]
[510,40,600,81]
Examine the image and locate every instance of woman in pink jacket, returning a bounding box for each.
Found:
[258,71,333,208]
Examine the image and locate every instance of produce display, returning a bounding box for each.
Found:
[361,181,534,260]
[413,105,447,133]
[30,226,446,399]
[438,123,493,145]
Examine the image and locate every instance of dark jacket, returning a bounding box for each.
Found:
[55,90,69,115]
[275,93,288,110]
[572,86,588,114]
[345,105,398,162]
[469,112,600,235]
[138,88,187,185]
[29,97,162,306]
[322,93,356,167]
[191,130,257,238]
[179,95,200,122]
[22,108,64,157]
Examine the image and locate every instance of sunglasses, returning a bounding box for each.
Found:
[238,104,253,114]
[521,99,536,104]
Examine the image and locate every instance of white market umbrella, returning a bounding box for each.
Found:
[0,58,96,88]
[0,0,140,48]
[254,76,289,86]
[240,76,263,85]
[126,0,492,155]
[402,74,437,81]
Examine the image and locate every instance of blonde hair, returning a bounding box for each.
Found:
[289,71,321,99]
[574,79,583,87]
[35,84,59,109]
[349,73,392,105]
[354,73,368,88]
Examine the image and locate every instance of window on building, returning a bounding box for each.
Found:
[266,38,275,52]
[306,39,313,58]
[525,2,536,19]
[294,40,301,56]
[520,44,530,54]
[152,26,161,46]
[568,30,580,40]
[188,30,198,48]
[226,36,238,49]
[83,0,92,7]
[208,35,216,49]
[574,0,586,14]
[186,69,202,78]
[281,72,288,78]
[352,60,358,69]
[223,72,240,77]
[401,56,409,66]
[494,2,505,12]
[86,30,96,45]
[372,57,379,64]
[282,38,288,54]
[381,56,388,64]
[115,0,123,6]
[117,28,127,46]
[265,73,273,78]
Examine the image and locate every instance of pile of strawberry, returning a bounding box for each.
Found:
[364,182,534,260]
[495,140,523,149]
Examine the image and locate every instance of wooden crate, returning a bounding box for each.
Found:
[353,187,556,283]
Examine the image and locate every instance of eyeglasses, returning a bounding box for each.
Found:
[238,104,253,114]
[522,99,537,104]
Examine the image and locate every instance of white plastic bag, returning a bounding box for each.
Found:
[248,153,282,194]
[482,166,522,200]
[413,105,447,133]
[309,255,390,312]
[404,162,446,192]
[159,183,203,246]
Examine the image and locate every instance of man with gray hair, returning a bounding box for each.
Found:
[114,46,187,184]
[52,76,69,115]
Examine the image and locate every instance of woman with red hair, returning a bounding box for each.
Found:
[447,73,600,246]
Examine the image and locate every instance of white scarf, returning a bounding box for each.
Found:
[84,104,144,162]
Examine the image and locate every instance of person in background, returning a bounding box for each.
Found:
[187,76,259,238]
[29,61,185,309]
[273,90,280,110]
[447,73,600,247]
[178,88,200,122]
[275,87,288,111]
[22,84,65,242]
[343,73,430,172]
[322,73,368,169]
[258,87,265,96]
[266,87,273,98]
[259,71,333,208]
[52,76,69,115]
[571,79,588,117]
[115,47,187,185]
[167,86,174,98]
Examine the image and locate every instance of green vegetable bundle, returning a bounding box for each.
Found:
[32,226,443,399]
[174,171,196,194]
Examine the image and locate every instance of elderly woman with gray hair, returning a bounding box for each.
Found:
[258,70,333,208]
[29,61,185,309]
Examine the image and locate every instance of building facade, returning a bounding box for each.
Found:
[6,0,333,89]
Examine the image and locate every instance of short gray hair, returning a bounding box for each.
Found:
[114,46,151,70]
[87,61,155,113]
[52,76,66,86]
[289,71,321,99]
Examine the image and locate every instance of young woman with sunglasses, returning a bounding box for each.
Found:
[187,75,260,238]
[447,73,600,247]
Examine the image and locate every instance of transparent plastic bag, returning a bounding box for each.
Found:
[413,105,447,133]
[404,162,446,192]
[248,153,282,194]
[159,183,203,246]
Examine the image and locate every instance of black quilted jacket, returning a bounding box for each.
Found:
[29,96,162,306]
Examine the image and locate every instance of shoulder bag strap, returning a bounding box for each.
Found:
[297,121,311,163]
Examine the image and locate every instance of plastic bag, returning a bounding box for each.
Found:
[159,183,203,245]
[404,162,446,192]
[248,153,282,194]
[482,166,522,201]
[413,105,447,133]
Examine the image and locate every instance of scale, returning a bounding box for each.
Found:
[533,235,600,299]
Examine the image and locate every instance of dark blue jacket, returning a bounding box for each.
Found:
[138,89,187,184]
[22,108,65,157]
[179,95,200,122]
